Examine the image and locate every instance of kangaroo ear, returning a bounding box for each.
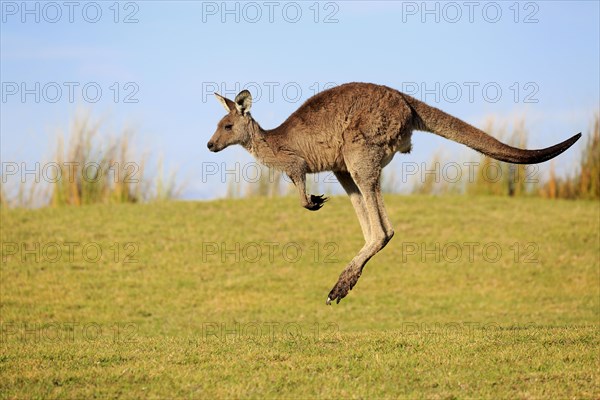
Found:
[234,90,252,115]
[214,93,235,113]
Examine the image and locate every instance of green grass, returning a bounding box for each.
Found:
[1,195,598,398]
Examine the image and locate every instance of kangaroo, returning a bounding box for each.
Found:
[207,82,581,305]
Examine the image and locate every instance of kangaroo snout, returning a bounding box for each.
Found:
[207,141,220,152]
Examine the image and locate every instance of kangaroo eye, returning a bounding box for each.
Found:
[224,124,233,131]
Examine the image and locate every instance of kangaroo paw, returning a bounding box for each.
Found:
[326,264,361,305]
[305,194,328,211]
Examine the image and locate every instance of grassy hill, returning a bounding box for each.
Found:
[1,195,598,398]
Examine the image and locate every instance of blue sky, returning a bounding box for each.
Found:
[1,1,599,199]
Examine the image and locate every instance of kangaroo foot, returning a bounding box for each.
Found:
[326,263,362,304]
[305,194,328,211]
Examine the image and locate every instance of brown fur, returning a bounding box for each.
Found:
[208,82,581,304]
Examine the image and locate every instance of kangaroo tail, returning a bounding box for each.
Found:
[402,95,581,164]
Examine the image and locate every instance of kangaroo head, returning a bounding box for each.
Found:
[207,90,256,152]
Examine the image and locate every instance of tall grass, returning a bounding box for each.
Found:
[0,163,49,209]
[50,115,143,206]
[414,152,440,195]
[2,112,184,208]
[226,165,290,198]
[466,117,532,197]
[579,115,600,198]
[152,156,185,202]
[539,114,599,200]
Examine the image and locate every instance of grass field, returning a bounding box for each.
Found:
[1,195,598,398]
